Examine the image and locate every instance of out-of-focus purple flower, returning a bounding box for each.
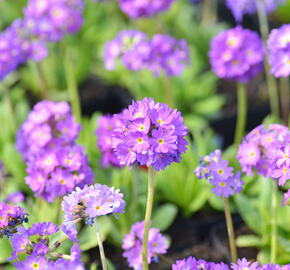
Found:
[195,150,244,197]
[16,100,80,161]
[0,203,28,238]
[5,192,25,204]
[122,221,168,270]
[96,115,124,168]
[226,0,285,22]
[231,258,259,270]
[104,30,190,77]
[24,0,84,42]
[25,144,94,202]
[282,189,290,206]
[172,256,230,270]
[209,26,264,83]
[237,124,290,187]
[62,184,126,241]
[117,0,176,18]
[268,24,290,77]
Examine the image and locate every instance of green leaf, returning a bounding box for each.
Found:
[79,217,111,251]
[236,234,262,248]
[0,238,12,263]
[234,194,262,234]
[152,203,178,231]
[279,236,290,253]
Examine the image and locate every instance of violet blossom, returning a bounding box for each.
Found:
[195,150,244,197]
[104,30,190,77]
[62,184,126,241]
[111,97,188,171]
[268,24,290,77]
[209,26,264,83]
[122,221,168,270]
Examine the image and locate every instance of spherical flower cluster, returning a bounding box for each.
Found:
[237,124,290,204]
[209,26,264,83]
[96,115,123,168]
[25,144,94,202]
[17,101,94,202]
[111,97,188,171]
[118,0,175,18]
[62,184,126,241]
[172,257,290,270]
[24,0,84,42]
[195,150,244,197]
[122,221,168,270]
[268,24,290,77]
[104,30,190,77]
[17,100,80,160]
[0,203,28,238]
[5,192,25,204]
[11,222,84,269]
[226,0,285,22]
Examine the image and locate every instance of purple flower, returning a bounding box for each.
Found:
[268,24,290,77]
[237,124,290,187]
[96,115,124,168]
[104,31,190,77]
[195,150,244,197]
[117,0,176,18]
[282,189,290,206]
[231,258,259,270]
[226,0,285,22]
[14,255,49,270]
[122,221,168,270]
[0,203,28,238]
[5,192,25,204]
[209,26,264,83]
[24,0,84,42]
[62,184,126,241]
[112,97,188,171]
[16,101,80,160]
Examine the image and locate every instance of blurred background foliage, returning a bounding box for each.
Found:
[1,0,290,268]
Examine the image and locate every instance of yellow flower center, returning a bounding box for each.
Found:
[218,169,224,175]
[137,138,143,143]
[158,139,165,144]
[157,119,163,125]
[32,263,39,269]
[95,206,101,210]
[219,182,226,187]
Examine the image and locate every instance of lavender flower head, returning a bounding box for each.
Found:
[16,100,81,161]
[118,0,176,18]
[104,30,190,77]
[11,222,84,269]
[122,221,168,270]
[268,24,290,77]
[0,203,28,238]
[111,97,188,171]
[172,256,230,270]
[62,184,126,241]
[195,150,244,197]
[25,144,94,202]
[24,0,84,42]
[96,115,123,168]
[226,0,285,22]
[209,26,264,83]
[5,192,25,204]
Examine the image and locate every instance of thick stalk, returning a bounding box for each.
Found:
[234,83,247,146]
[279,77,290,125]
[142,167,156,270]
[95,219,108,270]
[255,0,280,118]
[64,49,81,122]
[163,76,174,108]
[35,62,49,99]
[201,0,217,26]
[2,86,17,133]
[270,181,278,263]
[223,197,238,263]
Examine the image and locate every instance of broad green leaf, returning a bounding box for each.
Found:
[152,204,178,231]
[236,234,262,248]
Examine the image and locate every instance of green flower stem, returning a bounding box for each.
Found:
[255,0,280,118]
[279,77,290,125]
[223,197,238,263]
[64,49,81,122]
[2,85,17,133]
[271,181,278,263]
[95,219,108,270]
[234,83,247,146]
[163,76,174,108]
[142,167,156,270]
[201,0,217,26]
[35,62,49,99]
